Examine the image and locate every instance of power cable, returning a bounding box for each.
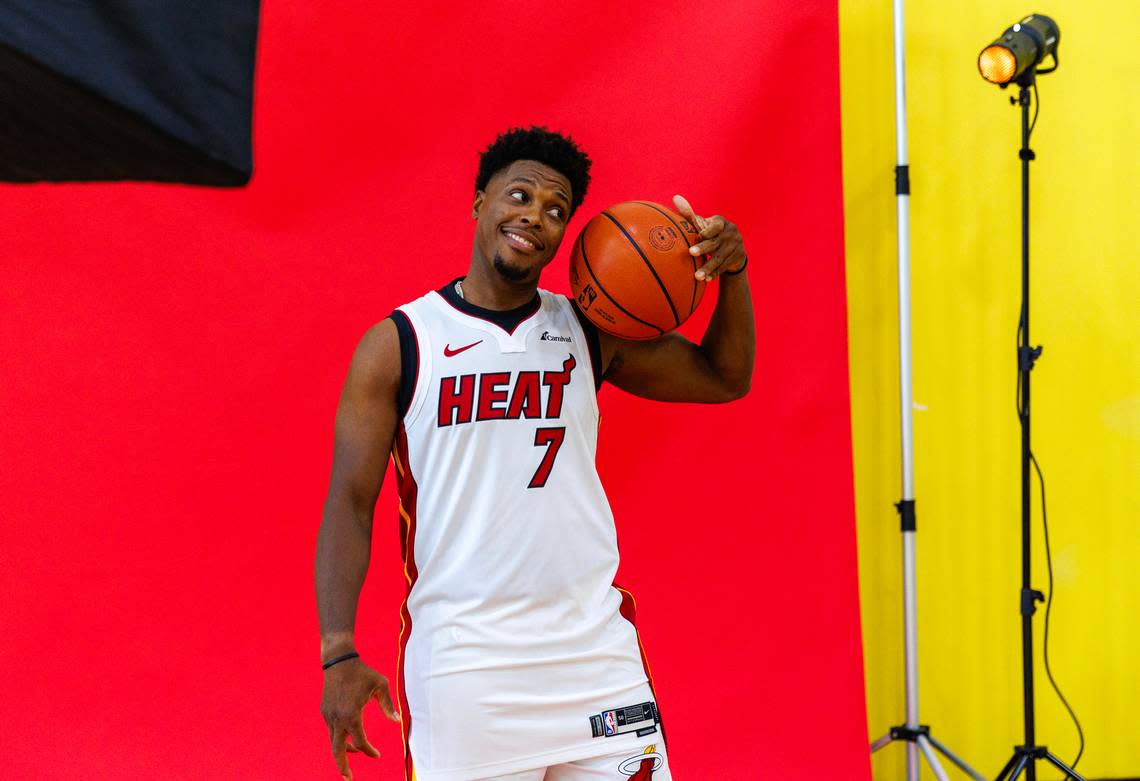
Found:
[1031,453,1085,770]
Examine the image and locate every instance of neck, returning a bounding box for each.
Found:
[462,255,540,310]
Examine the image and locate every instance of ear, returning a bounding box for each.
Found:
[472,191,484,220]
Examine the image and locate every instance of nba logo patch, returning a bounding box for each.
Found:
[589,701,658,739]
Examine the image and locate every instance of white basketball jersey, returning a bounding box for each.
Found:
[388,282,659,781]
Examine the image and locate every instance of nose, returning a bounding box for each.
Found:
[519,203,544,228]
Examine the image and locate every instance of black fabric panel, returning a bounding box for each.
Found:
[436,278,540,335]
[0,1,258,183]
[389,311,418,421]
[570,298,605,392]
[0,41,247,185]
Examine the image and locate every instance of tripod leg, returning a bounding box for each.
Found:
[925,733,988,781]
[994,753,1020,781]
[1043,753,1087,781]
[870,732,894,753]
[1006,754,1031,781]
[915,735,951,781]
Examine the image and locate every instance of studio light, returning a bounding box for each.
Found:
[978,14,1060,86]
[977,12,1090,781]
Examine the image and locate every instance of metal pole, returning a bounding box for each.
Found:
[891,1,919,777]
[994,71,1084,781]
[865,2,985,779]
[1018,81,1038,781]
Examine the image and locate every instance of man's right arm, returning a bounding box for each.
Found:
[315,318,403,778]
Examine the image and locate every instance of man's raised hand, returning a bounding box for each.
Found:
[673,194,747,281]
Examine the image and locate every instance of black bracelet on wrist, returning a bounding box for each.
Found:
[321,651,360,670]
[723,255,748,276]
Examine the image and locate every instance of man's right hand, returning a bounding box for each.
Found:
[320,657,401,780]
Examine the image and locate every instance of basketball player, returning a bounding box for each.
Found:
[316,127,754,781]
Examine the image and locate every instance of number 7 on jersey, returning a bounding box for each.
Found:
[528,427,566,489]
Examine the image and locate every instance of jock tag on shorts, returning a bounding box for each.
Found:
[589,701,659,738]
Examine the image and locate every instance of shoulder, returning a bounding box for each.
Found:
[347,318,402,391]
[537,287,568,312]
[559,293,610,389]
[372,287,442,356]
[358,317,399,349]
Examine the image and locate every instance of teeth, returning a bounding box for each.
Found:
[506,231,535,249]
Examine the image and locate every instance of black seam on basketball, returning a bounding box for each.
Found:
[601,210,680,328]
[634,201,699,319]
[577,225,664,336]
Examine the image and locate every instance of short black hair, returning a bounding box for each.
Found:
[475,126,592,215]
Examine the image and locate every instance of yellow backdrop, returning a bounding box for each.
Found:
[839,1,1140,778]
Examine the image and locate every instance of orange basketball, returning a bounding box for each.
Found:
[569,201,706,340]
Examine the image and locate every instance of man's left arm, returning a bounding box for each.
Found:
[597,195,755,403]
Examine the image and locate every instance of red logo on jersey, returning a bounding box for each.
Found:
[437,354,576,427]
[443,340,482,357]
[630,758,655,781]
[618,745,663,779]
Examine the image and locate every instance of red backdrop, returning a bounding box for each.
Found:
[0,1,869,777]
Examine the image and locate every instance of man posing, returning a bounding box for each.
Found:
[316,127,754,781]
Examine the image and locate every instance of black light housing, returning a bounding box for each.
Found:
[978,14,1060,86]
[0,1,259,185]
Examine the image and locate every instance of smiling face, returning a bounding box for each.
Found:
[472,159,573,285]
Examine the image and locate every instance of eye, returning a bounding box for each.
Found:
[548,206,565,221]
[509,190,527,202]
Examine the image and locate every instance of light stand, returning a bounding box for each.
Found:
[868,1,985,778]
[990,69,1084,781]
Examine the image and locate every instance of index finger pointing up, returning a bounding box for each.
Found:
[672,194,708,232]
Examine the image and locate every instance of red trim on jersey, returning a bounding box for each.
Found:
[615,583,668,749]
[392,424,420,781]
[614,583,657,695]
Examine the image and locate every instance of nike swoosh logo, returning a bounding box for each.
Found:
[443,340,482,357]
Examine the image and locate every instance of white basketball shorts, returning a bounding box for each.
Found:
[474,738,670,781]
